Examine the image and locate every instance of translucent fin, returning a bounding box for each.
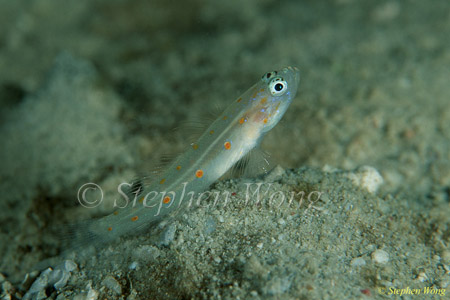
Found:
[224,147,272,179]
[124,176,146,201]
[209,101,225,119]
[132,152,175,189]
[172,117,214,145]
[172,100,224,144]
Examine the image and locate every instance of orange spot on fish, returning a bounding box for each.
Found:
[163,196,171,204]
[260,97,267,104]
[108,227,112,231]
[192,143,199,150]
[131,216,139,222]
[252,90,258,98]
[223,116,228,120]
[209,130,214,135]
[160,178,166,184]
[196,169,204,178]
[224,141,231,150]
[176,165,181,170]
[237,97,242,103]
[260,88,265,92]
[139,197,145,203]
[263,118,268,124]
[113,211,119,215]
[239,117,246,124]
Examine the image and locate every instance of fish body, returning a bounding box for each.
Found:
[79,67,300,244]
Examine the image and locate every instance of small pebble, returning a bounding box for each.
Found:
[50,269,70,290]
[23,268,52,299]
[61,260,77,272]
[441,250,450,264]
[102,275,122,295]
[372,249,389,264]
[416,272,428,282]
[128,261,138,270]
[86,283,99,300]
[350,257,366,267]
[74,283,98,300]
[345,166,383,193]
[132,245,160,263]
[159,224,176,247]
[204,216,216,235]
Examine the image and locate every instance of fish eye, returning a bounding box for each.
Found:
[269,77,287,96]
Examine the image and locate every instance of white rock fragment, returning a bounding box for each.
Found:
[350,257,366,267]
[23,260,78,300]
[345,166,384,193]
[85,282,99,300]
[52,260,77,290]
[49,269,69,290]
[159,224,176,247]
[73,282,98,300]
[128,261,138,270]
[102,275,122,295]
[23,268,52,300]
[132,245,160,263]
[372,249,389,264]
[441,250,450,264]
[416,271,428,282]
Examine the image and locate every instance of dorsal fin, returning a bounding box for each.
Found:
[172,118,212,144]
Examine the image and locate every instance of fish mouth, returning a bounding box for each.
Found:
[291,66,301,85]
[282,66,300,85]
